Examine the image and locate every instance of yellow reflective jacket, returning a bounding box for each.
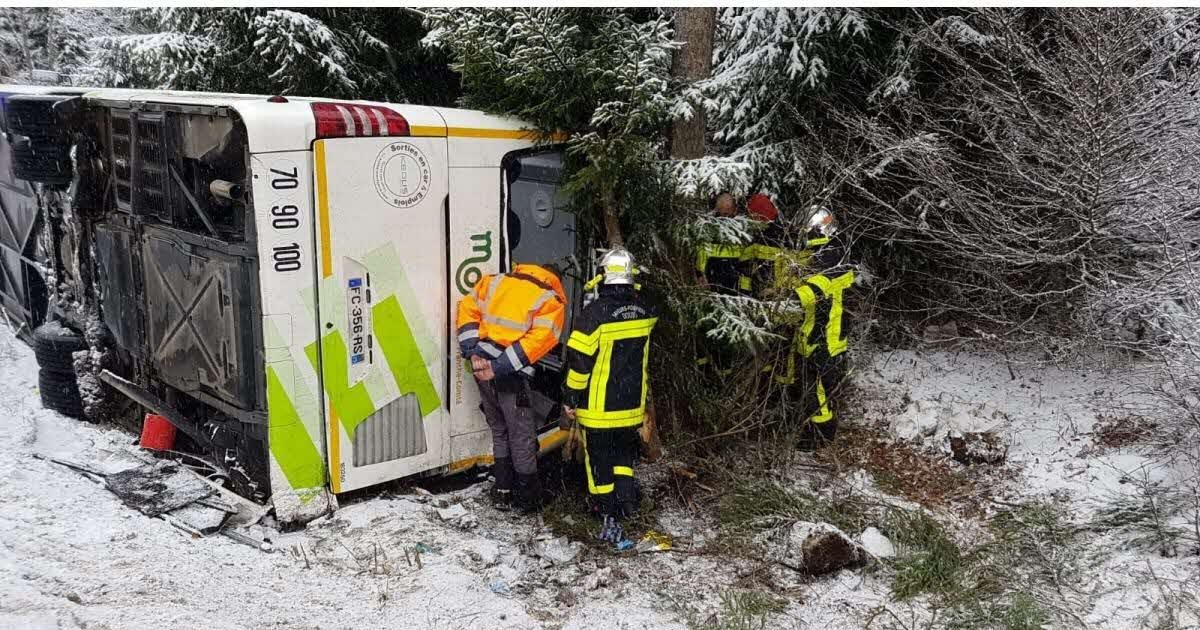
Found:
[564,285,657,429]
[456,264,566,377]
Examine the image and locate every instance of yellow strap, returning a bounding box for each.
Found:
[613,466,634,477]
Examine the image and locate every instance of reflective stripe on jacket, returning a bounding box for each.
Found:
[696,243,744,295]
[455,264,566,377]
[564,286,657,429]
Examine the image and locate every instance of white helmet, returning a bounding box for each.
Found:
[807,206,838,239]
[599,247,636,285]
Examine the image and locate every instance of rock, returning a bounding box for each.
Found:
[533,537,583,566]
[782,522,864,576]
[947,431,1007,465]
[858,527,896,559]
[584,567,612,590]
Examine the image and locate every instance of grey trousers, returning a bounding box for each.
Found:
[477,376,539,475]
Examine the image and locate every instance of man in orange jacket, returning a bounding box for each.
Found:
[456,263,567,512]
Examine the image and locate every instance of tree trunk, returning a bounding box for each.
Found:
[669,7,716,160]
[601,183,624,247]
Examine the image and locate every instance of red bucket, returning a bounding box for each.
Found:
[140,413,176,451]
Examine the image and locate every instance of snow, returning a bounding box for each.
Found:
[2,321,1197,628]
[858,527,895,559]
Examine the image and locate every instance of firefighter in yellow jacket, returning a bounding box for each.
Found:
[456,263,566,512]
[794,207,855,450]
[562,248,656,546]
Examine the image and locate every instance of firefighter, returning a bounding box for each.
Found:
[794,207,855,450]
[562,248,657,545]
[456,262,567,512]
[697,191,744,295]
[695,192,745,375]
[739,193,788,295]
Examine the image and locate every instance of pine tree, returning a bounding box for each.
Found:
[79,8,458,104]
[425,8,680,245]
[704,8,872,200]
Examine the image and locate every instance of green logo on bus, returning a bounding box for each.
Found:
[455,231,492,295]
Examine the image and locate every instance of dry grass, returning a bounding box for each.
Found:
[815,426,1001,517]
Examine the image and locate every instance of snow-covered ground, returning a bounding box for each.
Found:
[1,324,1197,629]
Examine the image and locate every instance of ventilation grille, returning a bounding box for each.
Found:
[110,114,132,209]
[352,394,428,466]
[133,115,168,220]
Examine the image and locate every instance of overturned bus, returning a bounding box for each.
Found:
[0,85,582,523]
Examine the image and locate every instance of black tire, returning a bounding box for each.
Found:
[33,322,87,374]
[7,94,73,187]
[39,368,85,418]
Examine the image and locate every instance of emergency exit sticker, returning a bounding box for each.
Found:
[344,260,373,385]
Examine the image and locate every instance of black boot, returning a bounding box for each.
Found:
[797,417,839,452]
[514,473,543,514]
[490,457,514,511]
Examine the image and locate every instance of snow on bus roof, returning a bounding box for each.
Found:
[0,84,525,129]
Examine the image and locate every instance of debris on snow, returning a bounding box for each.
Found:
[104,460,215,517]
[635,530,672,553]
[436,503,478,528]
[946,431,1007,465]
[533,536,584,566]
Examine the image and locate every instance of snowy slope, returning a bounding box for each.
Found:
[0,329,545,630]
[2,323,1197,629]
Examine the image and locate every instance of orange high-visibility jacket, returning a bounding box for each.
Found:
[456,264,567,378]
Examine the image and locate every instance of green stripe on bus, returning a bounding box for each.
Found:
[372,295,441,417]
[306,333,377,435]
[266,366,326,491]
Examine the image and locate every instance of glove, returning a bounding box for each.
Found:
[559,406,576,430]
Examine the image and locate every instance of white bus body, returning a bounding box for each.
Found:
[0,86,577,523]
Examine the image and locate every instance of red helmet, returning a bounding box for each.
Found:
[746,193,779,222]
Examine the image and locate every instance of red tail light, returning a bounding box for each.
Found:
[311,102,410,139]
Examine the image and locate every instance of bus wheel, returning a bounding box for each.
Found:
[39,369,85,419]
[33,322,86,419]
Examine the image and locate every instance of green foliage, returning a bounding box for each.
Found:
[887,510,964,599]
[425,8,678,245]
[715,476,877,553]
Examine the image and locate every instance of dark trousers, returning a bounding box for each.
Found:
[796,353,845,425]
[581,426,640,517]
[477,375,538,476]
